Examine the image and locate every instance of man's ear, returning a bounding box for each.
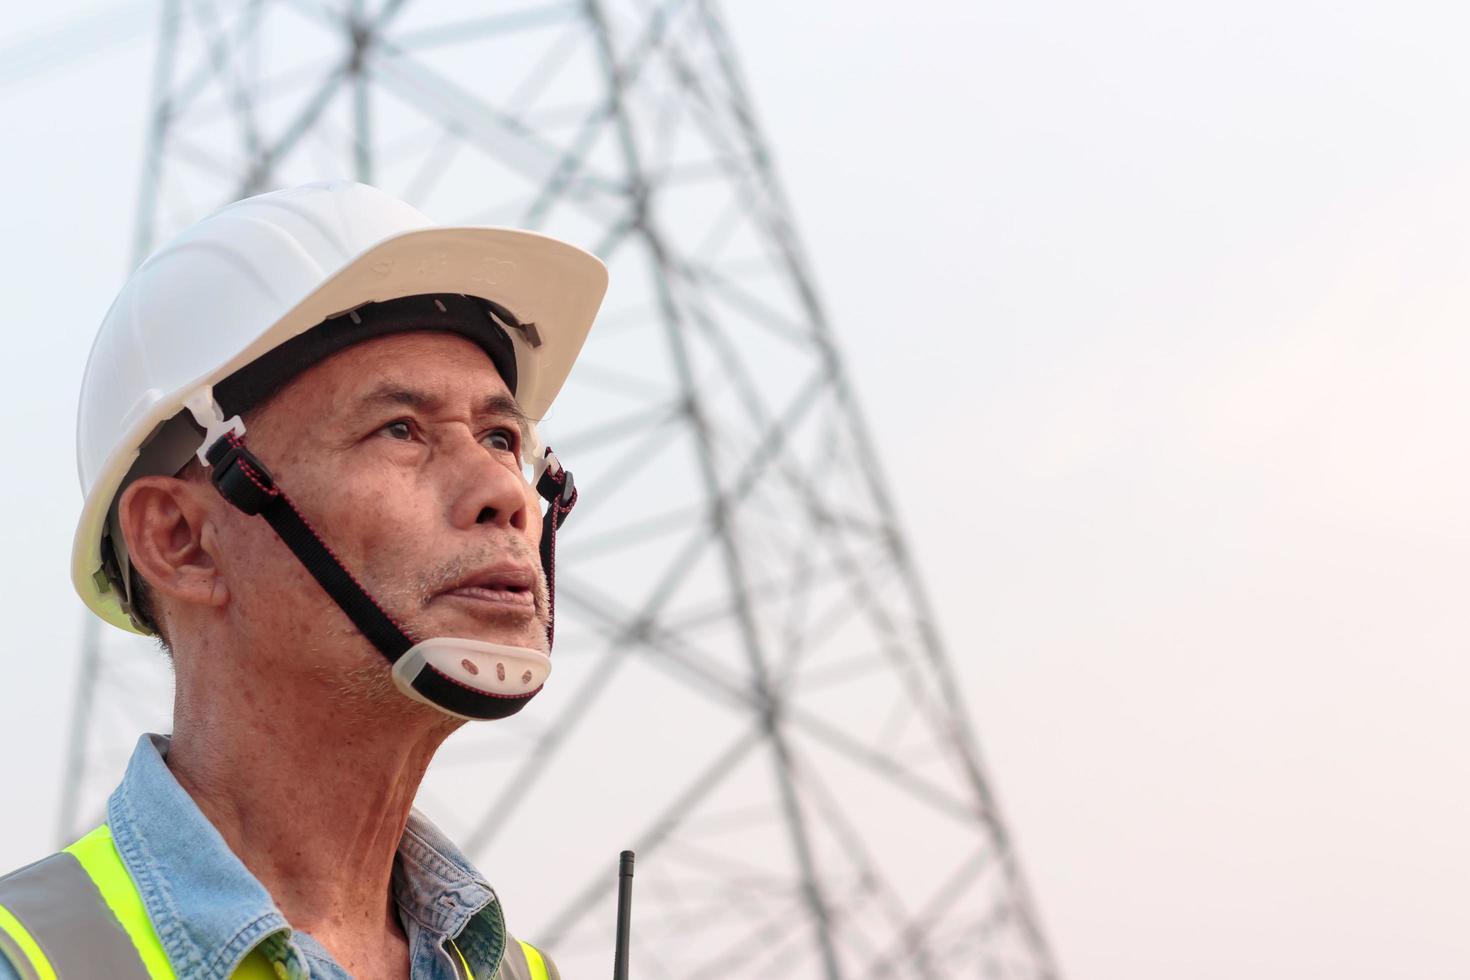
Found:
[117,476,229,612]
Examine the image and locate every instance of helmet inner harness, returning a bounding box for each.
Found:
[149,294,576,721]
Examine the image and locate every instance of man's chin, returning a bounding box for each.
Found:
[415,611,549,655]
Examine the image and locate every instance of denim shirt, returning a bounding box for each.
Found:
[2,734,512,979]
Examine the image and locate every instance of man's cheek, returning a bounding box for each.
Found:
[360,523,441,609]
[339,482,433,542]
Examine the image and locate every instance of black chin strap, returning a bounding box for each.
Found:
[203,433,574,660]
[535,455,576,649]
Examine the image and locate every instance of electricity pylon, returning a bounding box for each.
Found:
[60,2,1059,976]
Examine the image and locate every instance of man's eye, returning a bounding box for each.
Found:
[381,420,414,441]
[481,428,516,453]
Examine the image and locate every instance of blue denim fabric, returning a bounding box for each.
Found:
[0,734,508,979]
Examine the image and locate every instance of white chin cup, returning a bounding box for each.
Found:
[391,637,552,718]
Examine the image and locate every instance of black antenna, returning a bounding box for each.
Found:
[613,850,634,980]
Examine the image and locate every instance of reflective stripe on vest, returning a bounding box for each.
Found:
[523,942,554,980]
[450,936,553,980]
[0,902,48,980]
[0,827,275,980]
[1,826,557,980]
[497,937,555,980]
[62,826,174,979]
[0,850,151,980]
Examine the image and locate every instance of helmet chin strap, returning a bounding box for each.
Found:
[187,394,577,722]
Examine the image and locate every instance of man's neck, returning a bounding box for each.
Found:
[165,655,460,978]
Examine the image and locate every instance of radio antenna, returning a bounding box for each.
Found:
[613,850,634,980]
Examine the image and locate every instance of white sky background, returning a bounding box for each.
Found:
[2,1,1469,978]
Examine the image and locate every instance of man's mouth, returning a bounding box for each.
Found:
[436,562,538,613]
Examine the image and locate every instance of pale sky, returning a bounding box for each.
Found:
[3,2,1469,978]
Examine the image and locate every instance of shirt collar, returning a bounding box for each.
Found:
[107,733,505,980]
[108,734,287,980]
[395,813,507,977]
[393,812,497,937]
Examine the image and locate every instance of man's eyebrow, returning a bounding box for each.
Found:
[480,393,531,427]
[355,384,529,426]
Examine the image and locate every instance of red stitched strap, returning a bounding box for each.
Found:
[203,435,576,661]
[203,434,417,662]
[535,452,576,651]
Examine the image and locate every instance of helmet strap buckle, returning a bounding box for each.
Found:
[183,387,247,466]
[207,438,278,517]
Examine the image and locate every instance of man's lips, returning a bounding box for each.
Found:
[435,562,537,611]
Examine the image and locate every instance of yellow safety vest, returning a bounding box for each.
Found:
[0,826,552,980]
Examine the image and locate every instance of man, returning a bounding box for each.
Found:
[0,180,608,979]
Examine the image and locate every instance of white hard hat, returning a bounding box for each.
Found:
[74,180,608,635]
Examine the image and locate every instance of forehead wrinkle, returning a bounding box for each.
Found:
[350,383,527,427]
[358,383,439,413]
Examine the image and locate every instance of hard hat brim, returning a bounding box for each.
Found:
[72,225,608,634]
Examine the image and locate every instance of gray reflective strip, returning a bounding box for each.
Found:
[446,937,470,980]
[0,924,40,980]
[542,949,561,980]
[497,936,531,980]
[0,853,152,980]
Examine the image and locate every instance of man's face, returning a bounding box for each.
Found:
[212,331,548,683]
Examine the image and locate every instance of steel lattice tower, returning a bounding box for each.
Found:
[59,2,1059,977]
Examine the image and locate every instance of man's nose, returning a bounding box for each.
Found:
[445,431,531,532]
